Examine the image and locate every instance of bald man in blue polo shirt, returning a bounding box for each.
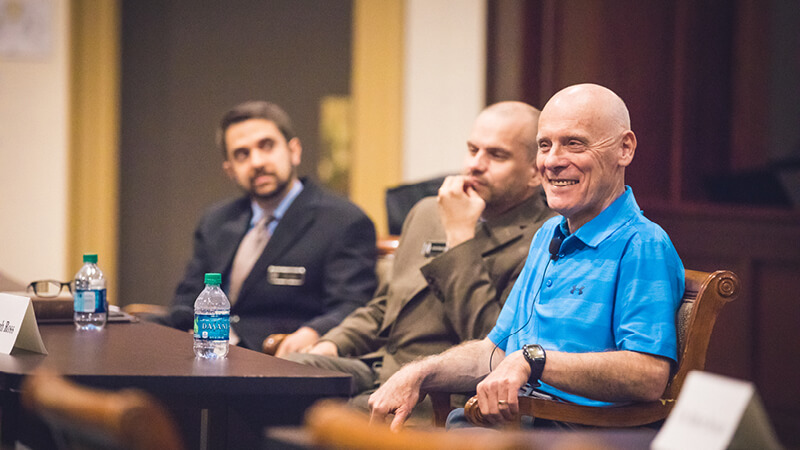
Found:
[368,83,685,431]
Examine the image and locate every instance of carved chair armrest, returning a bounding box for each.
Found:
[464,394,673,428]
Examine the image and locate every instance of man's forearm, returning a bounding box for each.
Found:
[542,350,671,402]
[408,338,500,393]
[421,242,505,341]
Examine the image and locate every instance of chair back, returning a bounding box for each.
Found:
[21,369,185,450]
[385,176,448,235]
[664,269,740,402]
[375,235,400,286]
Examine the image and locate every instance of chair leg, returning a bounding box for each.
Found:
[428,393,452,427]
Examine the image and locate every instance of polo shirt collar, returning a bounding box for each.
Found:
[556,186,639,249]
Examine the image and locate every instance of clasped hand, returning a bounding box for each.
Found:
[474,350,530,426]
[438,176,485,248]
[274,326,320,357]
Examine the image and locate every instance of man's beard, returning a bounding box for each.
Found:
[250,167,296,202]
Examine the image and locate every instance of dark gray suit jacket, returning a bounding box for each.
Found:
[168,179,378,350]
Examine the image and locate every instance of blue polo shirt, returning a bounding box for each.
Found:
[487,187,684,406]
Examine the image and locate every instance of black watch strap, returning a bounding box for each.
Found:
[522,344,546,384]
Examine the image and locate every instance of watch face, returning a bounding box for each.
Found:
[524,345,546,384]
[528,345,545,360]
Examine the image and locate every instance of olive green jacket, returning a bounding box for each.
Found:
[321,191,555,384]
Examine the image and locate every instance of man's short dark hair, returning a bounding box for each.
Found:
[216,101,296,158]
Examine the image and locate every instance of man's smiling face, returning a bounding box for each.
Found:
[535,85,634,233]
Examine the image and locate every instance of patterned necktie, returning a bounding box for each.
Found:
[228,215,272,304]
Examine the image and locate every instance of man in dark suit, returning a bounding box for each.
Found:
[161,101,377,353]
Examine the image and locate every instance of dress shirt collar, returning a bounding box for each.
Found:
[249,179,304,229]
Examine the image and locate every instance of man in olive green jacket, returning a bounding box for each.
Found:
[287,102,555,418]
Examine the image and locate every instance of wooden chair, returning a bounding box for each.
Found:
[303,399,527,450]
[461,269,740,427]
[21,369,185,450]
[262,235,400,355]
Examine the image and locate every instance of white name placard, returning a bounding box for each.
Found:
[651,370,781,450]
[0,293,48,354]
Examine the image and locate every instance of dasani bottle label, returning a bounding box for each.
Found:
[194,313,230,340]
[74,289,107,313]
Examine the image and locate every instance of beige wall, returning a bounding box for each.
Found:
[351,0,487,234]
[0,0,71,284]
[402,0,486,182]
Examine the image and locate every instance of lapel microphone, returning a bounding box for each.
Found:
[490,233,563,372]
[549,236,563,261]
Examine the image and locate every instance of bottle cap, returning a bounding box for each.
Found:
[83,254,98,263]
[204,273,222,285]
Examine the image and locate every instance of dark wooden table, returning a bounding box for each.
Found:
[0,320,351,449]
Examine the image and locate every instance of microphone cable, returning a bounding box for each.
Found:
[487,235,563,372]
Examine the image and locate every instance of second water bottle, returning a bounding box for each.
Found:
[193,273,230,358]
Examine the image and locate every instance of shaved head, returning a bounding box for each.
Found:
[536,84,637,232]
[461,101,542,217]
[541,83,631,135]
[479,101,541,161]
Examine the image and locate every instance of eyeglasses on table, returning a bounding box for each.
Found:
[26,280,73,298]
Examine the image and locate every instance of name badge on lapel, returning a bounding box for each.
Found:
[421,241,447,257]
[267,265,306,286]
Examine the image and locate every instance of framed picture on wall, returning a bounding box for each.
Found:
[0,0,53,59]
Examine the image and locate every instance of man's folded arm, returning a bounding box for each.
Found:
[320,292,388,357]
[420,239,521,340]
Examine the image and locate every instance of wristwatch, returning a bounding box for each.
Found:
[522,344,546,385]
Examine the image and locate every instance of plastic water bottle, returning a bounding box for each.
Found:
[193,273,230,358]
[73,253,108,330]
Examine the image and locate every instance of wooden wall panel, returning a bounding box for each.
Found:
[501,1,773,205]
[644,203,800,445]
[510,1,677,202]
[755,262,800,408]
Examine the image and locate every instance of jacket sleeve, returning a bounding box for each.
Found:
[315,197,428,357]
[302,212,378,335]
[319,281,389,357]
[168,219,213,331]
[419,237,526,341]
